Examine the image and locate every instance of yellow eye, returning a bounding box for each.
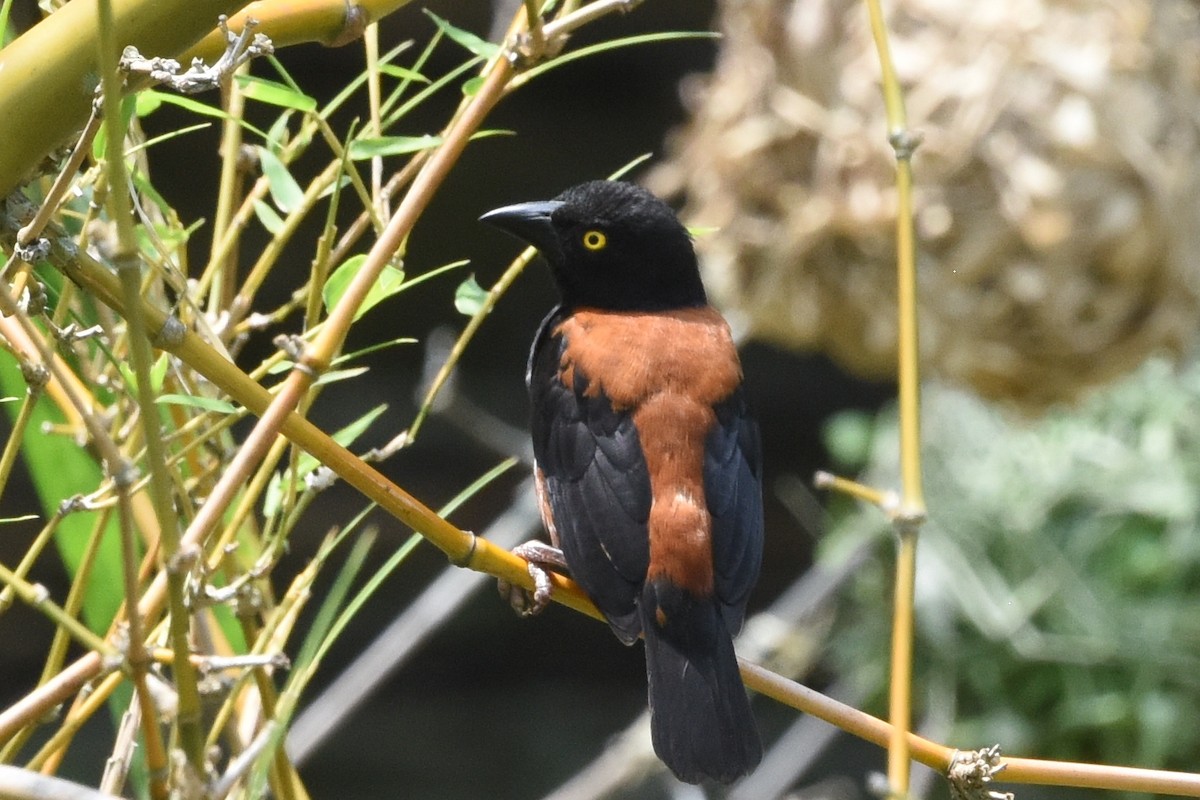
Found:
[582,230,607,251]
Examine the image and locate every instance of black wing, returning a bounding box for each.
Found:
[704,388,764,634]
[528,307,652,643]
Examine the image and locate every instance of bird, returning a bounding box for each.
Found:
[480,180,764,784]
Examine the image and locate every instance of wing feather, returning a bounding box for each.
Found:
[705,389,764,634]
[529,308,651,642]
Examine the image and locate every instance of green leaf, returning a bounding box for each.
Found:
[150,353,169,394]
[117,361,138,395]
[317,174,353,199]
[313,366,370,387]
[134,89,270,140]
[515,31,720,86]
[381,55,482,130]
[92,94,137,160]
[155,394,237,414]
[328,404,388,459]
[347,135,442,160]
[323,39,416,121]
[235,74,318,112]
[266,110,295,149]
[134,91,164,116]
[253,198,285,235]
[606,153,653,181]
[380,64,430,83]
[322,255,407,320]
[423,10,501,59]
[125,122,212,157]
[117,354,170,397]
[399,259,470,293]
[334,337,418,366]
[461,75,486,97]
[0,354,124,632]
[454,275,488,316]
[350,129,513,158]
[138,90,227,120]
[257,146,305,213]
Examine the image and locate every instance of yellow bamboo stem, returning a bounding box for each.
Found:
[862,0,925,795]
[0,0,254,197]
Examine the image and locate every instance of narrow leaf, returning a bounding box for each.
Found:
[236,74,318,112]
[125,122,212,157]
[380,65,430,83]
[134,89,269,139]
[516,31,720,86]
[314,366,370,387]
[155,394,238,414]
[347,135,442,160]
[267,110,295,149]
[257,146,305,213]
[150,353,169,394]
[423,10,500,58]
[253,198,286,234]
[349,129,512,160]
[334,337,418,366]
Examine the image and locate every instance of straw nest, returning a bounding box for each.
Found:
[650,0,1200,409]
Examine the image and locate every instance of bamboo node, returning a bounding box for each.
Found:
[153,316,187,349]
[948,746,1012,800]
[13,237,48,263]
[888,128,923,160]
[449,529,478,568]
[19,360,49,390]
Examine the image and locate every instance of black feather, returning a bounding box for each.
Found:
[641,579,762,784]
[706,391,764,631]
[529,307,650,643]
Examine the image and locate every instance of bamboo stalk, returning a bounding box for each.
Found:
[862,1,925,796]
[0,0,253,197]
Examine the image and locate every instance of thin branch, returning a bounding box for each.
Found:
[0,561,114,657]
[739,663,1200,797]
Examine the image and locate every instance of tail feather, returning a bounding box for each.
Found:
[640,581,761,784]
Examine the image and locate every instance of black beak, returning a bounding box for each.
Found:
[479,199,565,263]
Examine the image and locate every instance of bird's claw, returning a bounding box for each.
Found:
[498,541,567,617]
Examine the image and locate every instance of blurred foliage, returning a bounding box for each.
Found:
[823,356,1200,773]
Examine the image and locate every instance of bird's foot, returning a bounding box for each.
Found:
[498,541,568,617]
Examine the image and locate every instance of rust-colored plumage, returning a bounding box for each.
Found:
[557,307,741,598]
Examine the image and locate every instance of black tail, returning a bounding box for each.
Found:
[640,580,761,784]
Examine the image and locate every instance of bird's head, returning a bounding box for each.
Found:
[480,180,707,312]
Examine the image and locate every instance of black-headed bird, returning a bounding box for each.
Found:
[482,180,763,784]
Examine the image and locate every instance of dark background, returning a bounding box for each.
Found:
[0,1,895,797]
